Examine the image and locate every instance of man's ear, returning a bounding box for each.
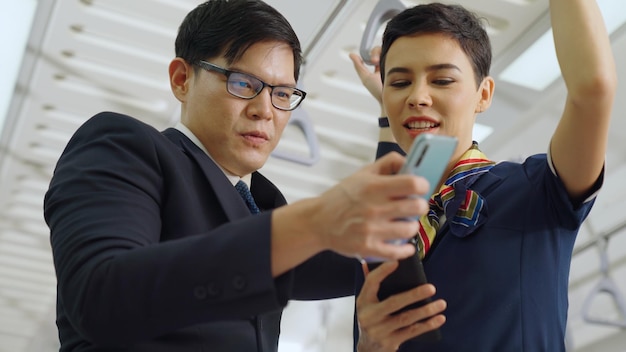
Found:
[476,76,495,113]
[169,58,192,103]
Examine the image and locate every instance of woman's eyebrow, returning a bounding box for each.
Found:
[386,63,461,76]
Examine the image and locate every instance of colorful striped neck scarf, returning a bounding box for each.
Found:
[416,142,495,259]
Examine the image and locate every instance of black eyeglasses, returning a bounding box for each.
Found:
[195,60,307,111]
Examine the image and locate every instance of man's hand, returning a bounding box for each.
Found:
[311,152,429,261]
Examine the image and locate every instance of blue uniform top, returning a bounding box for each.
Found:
[355,142,602,352]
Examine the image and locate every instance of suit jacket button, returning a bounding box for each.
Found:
[193,286,207,300]
[207,282,221,297]
[232,275,247,291]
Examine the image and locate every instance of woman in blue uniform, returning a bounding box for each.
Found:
[349,0,616,350]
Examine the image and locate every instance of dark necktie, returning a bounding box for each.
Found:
[235,180,260,214]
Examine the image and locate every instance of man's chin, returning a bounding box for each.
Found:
[232,155,269,176]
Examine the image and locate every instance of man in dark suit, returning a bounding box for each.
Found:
[44,1,444,351]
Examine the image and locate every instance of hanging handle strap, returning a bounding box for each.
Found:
[359,0,406,65]
[581,237,626,328]
[271,107,320,166]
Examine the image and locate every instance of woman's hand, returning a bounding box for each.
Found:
[349,47,384,109]
[356,261,446,352]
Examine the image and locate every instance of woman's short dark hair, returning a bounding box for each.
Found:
[380,3,491,87]
[175,0,303,81]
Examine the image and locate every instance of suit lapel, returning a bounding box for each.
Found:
[251,172,287,210]
[162,128,251,221]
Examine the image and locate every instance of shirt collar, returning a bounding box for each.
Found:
[174,122,252,187]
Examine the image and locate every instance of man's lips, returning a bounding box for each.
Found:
[241,131,270,143]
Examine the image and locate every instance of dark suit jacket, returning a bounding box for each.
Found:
[44,112,356,351]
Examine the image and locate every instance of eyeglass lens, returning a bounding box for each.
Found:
[226,72,303,110]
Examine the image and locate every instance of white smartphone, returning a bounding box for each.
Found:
[399,133,458,201]
[367,133,458,256]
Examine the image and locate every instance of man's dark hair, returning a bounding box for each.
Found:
[380,3,491,87]
[175,0,303,81]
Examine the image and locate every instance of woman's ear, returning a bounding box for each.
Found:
[169,58,192,103]
[476,76,495,113]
